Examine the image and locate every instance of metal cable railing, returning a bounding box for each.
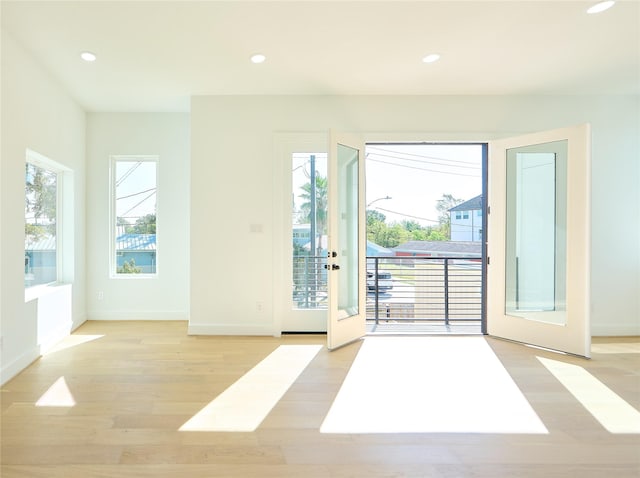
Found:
[366,256,483,324]
[293,255,483,323]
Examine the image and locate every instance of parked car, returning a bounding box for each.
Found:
[367,270,393,292]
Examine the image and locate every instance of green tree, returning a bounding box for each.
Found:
[367,210,386,226]
[435,193,463,240]
[298,175,327,254]
[132,214,156,234]
[25,163,56,244]
[117,258,141,274]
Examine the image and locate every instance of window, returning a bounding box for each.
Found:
[463,211,469,219]
[25,152,61,287]
[112,156,158,276]
[292,153,328,309]
[455,212,462,219]
[477,209,482,217]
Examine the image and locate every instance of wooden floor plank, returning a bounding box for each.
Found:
[1,321,639,477]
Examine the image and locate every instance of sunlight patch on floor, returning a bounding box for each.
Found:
[321,336,548,434]
[36,376,76,407]
[180,344,322,432]
[43,334,105,355]
[538,356,640,434]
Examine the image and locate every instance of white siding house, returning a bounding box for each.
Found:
[450,195,483,242]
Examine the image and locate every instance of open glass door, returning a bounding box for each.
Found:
[487,124,591,357]
[326,131,366,350]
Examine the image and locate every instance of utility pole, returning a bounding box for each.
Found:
[309,155,317,305]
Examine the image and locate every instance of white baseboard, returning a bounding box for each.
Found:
[1,346,40,386]
[592,323,640,337]
[188,323,276,336]
[87,310,189,321]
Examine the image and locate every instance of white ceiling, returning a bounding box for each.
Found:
[2,1,639,112]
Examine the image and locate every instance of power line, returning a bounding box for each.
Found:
[115,161,142,187]
[367,145,481,167]
[121,191,156,217]
[368,158,480,178]
[372,206,483,229]
[116,187,156,201]
[367,150,481,170]
[373,206,440,224]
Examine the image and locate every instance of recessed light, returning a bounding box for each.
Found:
[251,54,266,64]
[587,1,615,14]
[80,51,97,62]
[422,54,440,64]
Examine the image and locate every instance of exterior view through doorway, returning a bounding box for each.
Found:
[364,143,487,335]
[287,141,487,335]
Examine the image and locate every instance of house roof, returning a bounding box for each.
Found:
[450,195,483,212]
[394,241,481,255]
[116,234,156,251]
[301,237,393,257]
[367,241,394,257]
[25,236,56,251]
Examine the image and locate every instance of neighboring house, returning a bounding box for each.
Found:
[449,195,483,242]
[116,233,157,273]
[292,224,312,248]
[24,235,56,286]
[394,240,481,258]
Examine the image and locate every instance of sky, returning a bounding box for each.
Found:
[365,144,483,226]
[292,144,483,229]
[115,160,157,221]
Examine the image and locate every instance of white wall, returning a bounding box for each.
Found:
[86,113,190,320]
[1,31,87,384]
[191,95,639,337]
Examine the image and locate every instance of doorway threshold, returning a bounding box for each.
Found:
[366,321,482,335]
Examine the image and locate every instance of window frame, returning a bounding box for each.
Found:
[24,149,70,290]
[110,155,159,279]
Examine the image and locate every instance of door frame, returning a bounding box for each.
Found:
[275,133,492,336]
[273,133,329,335]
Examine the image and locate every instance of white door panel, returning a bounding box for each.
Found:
[488,124,591,357]
[327,131,366,350]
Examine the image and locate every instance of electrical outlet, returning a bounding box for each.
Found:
[97,291,104,300]
[256,301,264,312]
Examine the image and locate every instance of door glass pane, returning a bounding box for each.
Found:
[505,140,567,325]
[337,144,359,319]
[292,153,328,309]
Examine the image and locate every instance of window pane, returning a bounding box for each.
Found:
[114,159,157,274]
[25,162,57,287]
[292,153,327,309]
[505,141,568,325]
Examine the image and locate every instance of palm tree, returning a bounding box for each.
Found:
[298,175,327,255]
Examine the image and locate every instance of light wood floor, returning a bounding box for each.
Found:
[1,321,639,477]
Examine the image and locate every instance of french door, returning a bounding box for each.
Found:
[326,131,367,350]
[487,124,591,358]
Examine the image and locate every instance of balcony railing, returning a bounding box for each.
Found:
[293,255,483,326]
[293,255,328,309]
[367,256,483,325]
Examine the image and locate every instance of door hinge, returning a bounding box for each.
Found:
[487,256,490,265]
